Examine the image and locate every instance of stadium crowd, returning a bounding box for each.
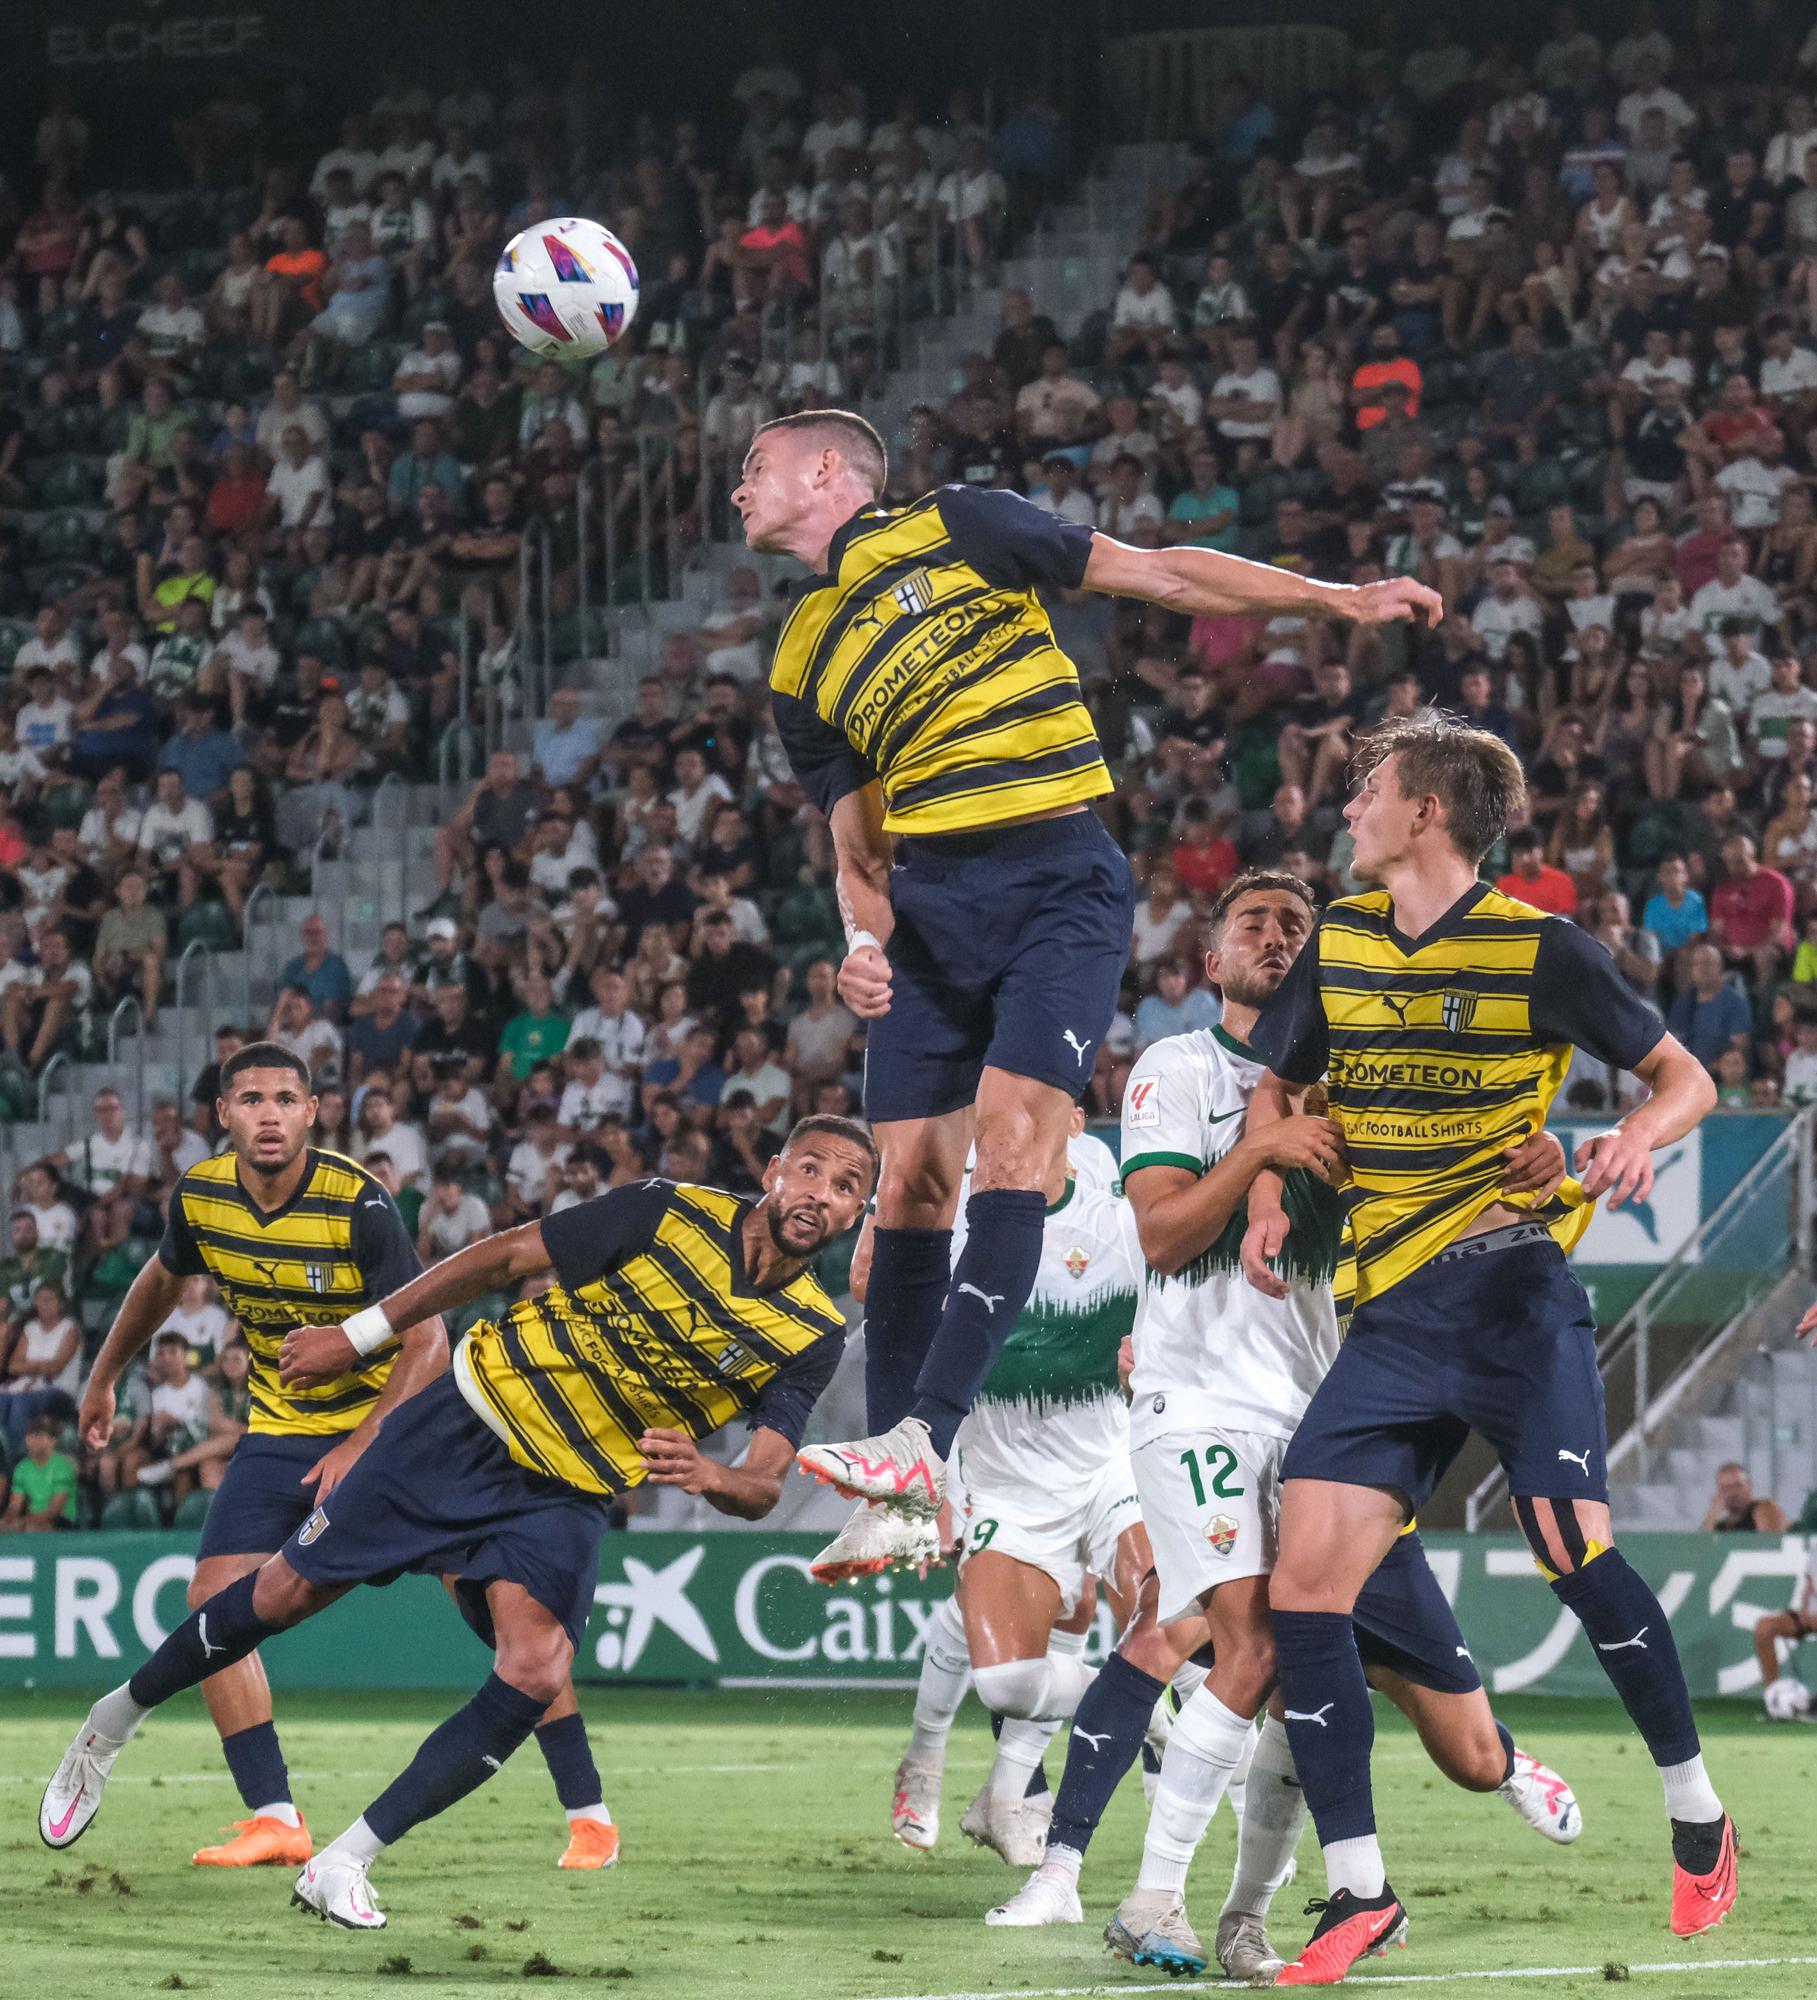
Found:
[6,5,1817,1523]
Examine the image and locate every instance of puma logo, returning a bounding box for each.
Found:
[1062,1030,1093,1067]
[1597,1628,1649,1653]
[481,1754,502,1771]
[1456,1645,1472,1659]
[251,1259,282,1288]
[198,1614,225,1662]
[1071,1727,1111,1751]
[1383,995,1414,1028]
[1557,1448,1592,1474]
[957,1283,1004,1314]
[1284,1703,1336,1728]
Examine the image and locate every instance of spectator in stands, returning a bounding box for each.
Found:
[1709,831,1795,978]
[1133,958,1220,1052]
[0,1280,81,1457]
[0,1412,77,1531]
[1497,827,1579,916]
[1667,941,1753,1068]
[1699,1460,1790,1532]
[1642,854,1708,955]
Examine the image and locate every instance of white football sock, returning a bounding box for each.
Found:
[1322,1833,1385,1900]
[990,1716,1060,1800]
[88,1684,150,1742]
[1040,1840,1085,1884]
[907,1595,971,1765]
[1225,1708,1258,1829]
[320,1814,386,1868]
[1224,1716,1307,1921]
[253,1800,302,1828]
[1135,1687,1256,1895]
[566,1802,613,1826]
[1172,1659,1208,1706]
[1660,1754,1722,1825]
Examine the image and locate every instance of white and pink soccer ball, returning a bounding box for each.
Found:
[493,217,639,359]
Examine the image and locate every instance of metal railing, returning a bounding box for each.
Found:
[369,773,410,930]
[35,1051,75,1148]
[1464,1111,1815,1529]
[105,996,146,1120]
[173,938,215,1106]
[240,880,279,1026]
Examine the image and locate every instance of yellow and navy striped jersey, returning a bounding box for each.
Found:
[455,1178,847,1496]
[769,485,1111,835]
[1249,884,1665,1316]
[159,1148,422,1437]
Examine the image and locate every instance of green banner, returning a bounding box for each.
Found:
[0,1531,1809,1698]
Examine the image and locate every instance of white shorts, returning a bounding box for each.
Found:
[1132,1425,1287,1624]
[949,1438,1142,1616]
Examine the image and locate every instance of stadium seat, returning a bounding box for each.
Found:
[173,1489,214,1530]
[101,1491,164,1531]
[0,619,32,677]
[176,901,241,952]
[1513,460,1571,515]
[35,456,103,509]
[29,512,98,566]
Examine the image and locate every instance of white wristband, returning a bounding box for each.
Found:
[341,1304,395,1356]
[846,929,884,956]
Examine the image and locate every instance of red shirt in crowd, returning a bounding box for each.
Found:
[1497,862,1578,915]
[1711,863,1795,955]
[1350,355,1423,429]
[1173,831,1239,899]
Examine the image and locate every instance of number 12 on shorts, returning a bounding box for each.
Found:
[1180,1444,1244,1506]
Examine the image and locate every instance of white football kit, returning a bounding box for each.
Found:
[1120,1024,1343,1620]
[947,1173,1144,1611]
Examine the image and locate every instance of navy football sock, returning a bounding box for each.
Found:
[221,1720,292,1814]
[909,1189,1046,1456]
[863,1227,953,1430]
[1048,1653,1165,1856]
[1549,1552,1701,1767]
[365,1673,547,1845]
[1271,1608,1377,1844]
[535,1712,603,1812]
[1493,1718,1515,1785]
[127,1573,278,1709]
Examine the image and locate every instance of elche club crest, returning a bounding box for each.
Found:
[1204,1514,1239,1558]
[1064,1247,1090,1279]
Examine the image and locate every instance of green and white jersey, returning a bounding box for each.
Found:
[1121,1023,1342,1447]
[950,1171,1141,1490]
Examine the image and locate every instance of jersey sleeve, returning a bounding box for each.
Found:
[350,1181,426,1301]
[748,1331,843,1447]
[1247,924,1330,1085]
[1119,1038,1209,1180]
[769,690,876,817]
[539,1179,674,1291]
[935,484,1094,591]
[1529,919,1667,1070]
[157,1186,208,1277]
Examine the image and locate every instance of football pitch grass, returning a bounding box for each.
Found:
[2,1688,1809,2000]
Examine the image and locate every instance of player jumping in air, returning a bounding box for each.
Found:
[985,873,1580,1981]
[1240,718,1731,1983]
[41,1119,875,1930]
[730,409,1441,1580]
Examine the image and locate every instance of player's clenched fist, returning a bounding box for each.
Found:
[837,941,893,1019]
[280,1323,358,1387]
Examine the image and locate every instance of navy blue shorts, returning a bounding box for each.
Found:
[1282,1229,1607,1513]
[281,1374,611,1653]
[863,811,1134,1124]
[196,1432,329,1562]
[1353,1532,1481,1697]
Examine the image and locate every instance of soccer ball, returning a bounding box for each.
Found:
[493,217,639,359]
[1763,1673,1811,1721]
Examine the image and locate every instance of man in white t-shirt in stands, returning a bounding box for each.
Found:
[11,604,82,682]
[1,931,91,1077]
[554,1039,622,1137]
[565,966,646,1118]
[1028,452,1095,528]
[1469,558,1545,659]
[1689,539,1780,638]
[87,607,148,686]
[1206,330,1282,444]
[392,321,462,423]
[1759,317,1817,431]
[265,425,332,546]
[417,1164,493,1264]
[691,566,780,685]
[1747,654,1817,760]
[16,668,75,761]
[36,1085,153,1237]
[134,770,214,894]
[1710,621,1774,715]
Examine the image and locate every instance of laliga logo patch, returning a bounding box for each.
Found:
[1204,1513,1239,1558]
[297,1506,329,1547]
[1125,1077,1160,1129]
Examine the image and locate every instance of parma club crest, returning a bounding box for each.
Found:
[297,1506,329,1547]
[1204,1513,1239,1558]
[1441,988,1478,1035]
[305,1264,327,1293]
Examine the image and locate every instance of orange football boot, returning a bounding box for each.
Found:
[557,1818,621,1870]
[1276,1887,1407,1986]
[193,1813,313,1867]
[1671,1815,1738,1937]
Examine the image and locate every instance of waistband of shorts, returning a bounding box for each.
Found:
[1425,1219,1559,1268]
[897,810,1103,868]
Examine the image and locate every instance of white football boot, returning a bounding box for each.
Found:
[891,1756,942,1850]
[39,1710,133,1849]
[797,1417,945,1516]
[960,1784,1051,1867]
[809,1501,940,1583]
[1498,1747,1583,1843]
[986,1859,1085,1927]
[292,1854,387,1929]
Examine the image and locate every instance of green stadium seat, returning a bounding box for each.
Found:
[30,512,98,565]
[173,1489,214,1531]
[1514,460,1571,515]
[0,620,33,677]
[293,617,349,666]
[39,456,102,508]
[101,1490,164,1531]
[217,350,276,400]
[176,900,240,952]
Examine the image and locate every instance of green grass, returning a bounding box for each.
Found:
[1,1688,1808,2000]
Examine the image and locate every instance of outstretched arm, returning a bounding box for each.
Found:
[830,782,895,1021]
[1574,1031,1715,1210]
[638,1425,797,1519]
[1082,532,1443,627]
[279,1220,551,1385]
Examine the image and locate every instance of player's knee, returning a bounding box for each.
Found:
[494,1631,573,1709]
[1445,1725,1509,1793]
[876,1154,959,1229]
[250,1558,319,1629]
[972,1656,1052,1721]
